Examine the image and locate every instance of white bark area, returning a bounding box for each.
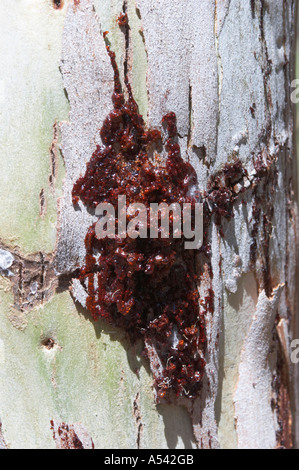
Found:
[0,0,297,449]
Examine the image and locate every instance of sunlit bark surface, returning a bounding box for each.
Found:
[0,0,297,449]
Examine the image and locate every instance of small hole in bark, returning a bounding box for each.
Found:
[42,338,55,350]
[52,0,64,9]
[193,145,207,161]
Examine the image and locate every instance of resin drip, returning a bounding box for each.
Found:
[72,40,206,401]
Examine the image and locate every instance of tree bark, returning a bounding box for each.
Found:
[0,0,297,449]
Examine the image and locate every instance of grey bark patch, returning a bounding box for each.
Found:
[0,249,14,275]
[55,0,114,275]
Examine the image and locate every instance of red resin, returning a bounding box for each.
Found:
[117,12,128,27]
[72,40,206,400]
[207,159,248,233]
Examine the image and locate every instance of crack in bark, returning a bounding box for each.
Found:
[134,3,149,121]
[256,0,273,147]
[49,121,59,191]
[122,0,130,80]
[215,0,231,37]
[133,392,143,449]
[0,421,7,449]
[187,83,193,149]
[250,0,256,18]
[39,188,46,217]
[272,323,293,448]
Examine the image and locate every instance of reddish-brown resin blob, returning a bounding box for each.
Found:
[117,12,128,27]
[72,40,206,400]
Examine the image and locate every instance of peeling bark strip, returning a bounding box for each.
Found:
[56,0,114,275]
[234,287,283,448]
[55,0,298,448]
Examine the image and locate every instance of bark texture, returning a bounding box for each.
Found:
[0,0,297,449]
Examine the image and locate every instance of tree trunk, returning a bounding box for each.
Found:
[0,0,297,449]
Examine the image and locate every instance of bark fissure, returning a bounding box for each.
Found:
[133,392,143,449]
[49,122,59,191]
[0,421,7,450]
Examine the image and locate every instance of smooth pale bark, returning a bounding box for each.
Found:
[0,0,297,449]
